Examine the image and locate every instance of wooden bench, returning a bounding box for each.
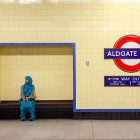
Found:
[0,100,73,119]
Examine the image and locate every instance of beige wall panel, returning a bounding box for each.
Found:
[0,0,139,109]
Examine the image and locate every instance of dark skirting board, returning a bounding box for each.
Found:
[73,112,140,120]
[1,101,140,119]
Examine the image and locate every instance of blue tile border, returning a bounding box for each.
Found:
[72,44,76,112]
[0,43,75,47]
[1,43,140,113]
[0,42,77,112]
[74,109,140,112]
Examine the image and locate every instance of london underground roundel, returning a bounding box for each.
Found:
[113,35,140,73]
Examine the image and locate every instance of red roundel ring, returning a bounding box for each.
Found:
[114,35,140,73]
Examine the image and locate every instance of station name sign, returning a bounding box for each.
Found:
[104,35,140,73]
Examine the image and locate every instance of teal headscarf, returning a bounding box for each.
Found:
[23,76,33,97]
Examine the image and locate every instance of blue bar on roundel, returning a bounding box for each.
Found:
[104,48,140,59]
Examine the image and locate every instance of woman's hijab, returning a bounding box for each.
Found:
[23,76,33,97]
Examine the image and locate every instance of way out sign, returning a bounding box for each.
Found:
[104,35,140,73]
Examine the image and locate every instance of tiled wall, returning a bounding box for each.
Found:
[0,46,73,100]
[0,0,139,109]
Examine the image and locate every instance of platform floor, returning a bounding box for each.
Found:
[0,119,140,140]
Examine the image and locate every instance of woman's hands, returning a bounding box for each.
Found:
[25,97,29,103]
[20,95,29,103]
[23,97,29,103]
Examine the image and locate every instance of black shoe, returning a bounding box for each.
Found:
[21,119,26,121]
[29,118,35,121]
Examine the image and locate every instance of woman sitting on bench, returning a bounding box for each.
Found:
[20,76,36,121]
